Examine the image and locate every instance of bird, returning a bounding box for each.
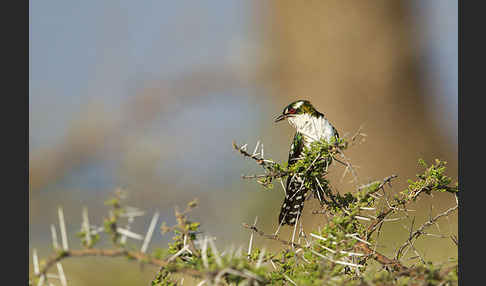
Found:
[274,100,339,226]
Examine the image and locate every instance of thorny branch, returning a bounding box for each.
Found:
[174,200,201,257]
[234,130,457,284]
[31,130,458,285]
[232,141,276,170]
[395,195,458,260]
[242,223,305,249]
[36,248,169,277]
[364,175,399,240]
[242,221,409,273]
[232,140,288,184]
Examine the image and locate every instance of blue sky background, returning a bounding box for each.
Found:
[410,0,458,142]
[30,0,457,150]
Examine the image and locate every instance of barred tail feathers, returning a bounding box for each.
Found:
[278,177,308,225]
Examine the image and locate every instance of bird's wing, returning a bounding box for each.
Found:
[287,131,305,166]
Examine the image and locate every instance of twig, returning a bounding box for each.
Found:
[242,223,304,249]
[450,234,458,246]
[243,217,410,273]
[233,141,274,168]
[354,242,408,272]
[37,248,170,277]
[360,175,398,195]
[334,148,359,183]
[396,196,458,260]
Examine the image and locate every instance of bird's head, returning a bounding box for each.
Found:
[273,100,320,123]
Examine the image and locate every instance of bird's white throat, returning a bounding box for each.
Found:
[288,114,336,147]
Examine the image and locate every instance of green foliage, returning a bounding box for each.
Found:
[103,192,126,245]
[404,159,458,200]
[150,140,458,285]
[30,137,458,286]
[151,268,178,286]
[76,230,100,248]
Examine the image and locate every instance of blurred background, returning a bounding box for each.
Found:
[29,0,457,285]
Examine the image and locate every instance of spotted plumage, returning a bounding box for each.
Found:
[274,100,339,225]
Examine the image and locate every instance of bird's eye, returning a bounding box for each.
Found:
[288,108,296,114]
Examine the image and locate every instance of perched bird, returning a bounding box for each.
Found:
[274,100,339,225]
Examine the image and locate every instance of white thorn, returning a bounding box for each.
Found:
[141,211,159,253]
[201,236,209,269]
[359,207,376,210]
[50,224,59,250]
[235,245,243,258]
[226,244,235,260]
[340,250,364,257]
[57,207,69,251]
[37,275,45,286]
[208,236,223,267]
[291,211,300,248]
[279,178,287,196]
[33,249,40,275]
[117,228,144,240]
[355,215,372,221]
[345,234,372,246]
[283,274,297,286]
[270,259,277,270]
[56,263,68,286]
[310,233,337,245]
[256,248,266,268]
[310,249,363,268]
[253,140,260,156]
[247,216,258,257]
[46,274,60,279]
[318,244,336,254]
[274,212,286,236]
[168,245,190,262]
[82,207,91,246]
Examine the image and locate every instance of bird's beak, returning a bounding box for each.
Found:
[274,114,287,123]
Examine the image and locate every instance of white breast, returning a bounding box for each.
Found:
[288,114,335,148]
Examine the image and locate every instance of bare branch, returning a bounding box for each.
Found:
[395,195,458,260]
[37,248,169,277]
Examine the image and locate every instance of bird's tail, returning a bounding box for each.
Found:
[278,177,308,226]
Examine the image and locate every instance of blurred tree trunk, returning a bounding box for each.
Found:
[251,0,457,262]
[259,0,457,186]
